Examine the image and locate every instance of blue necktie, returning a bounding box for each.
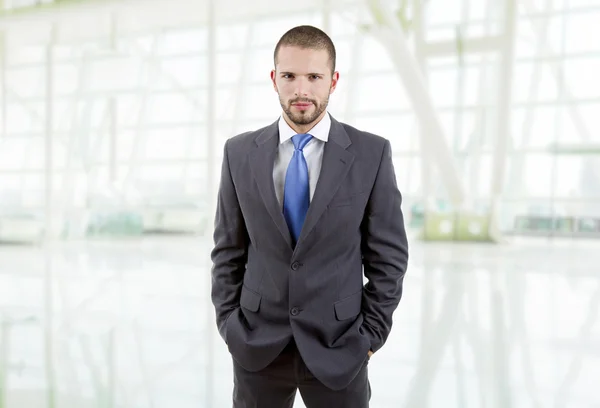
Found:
[283,133,313,246]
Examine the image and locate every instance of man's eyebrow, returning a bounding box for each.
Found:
[279,72,325,76]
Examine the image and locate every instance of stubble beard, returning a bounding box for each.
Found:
[280,95,329,126]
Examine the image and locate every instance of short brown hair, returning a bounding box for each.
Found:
[273,25,336,74]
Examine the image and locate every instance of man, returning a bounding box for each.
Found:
[211,25,409,407]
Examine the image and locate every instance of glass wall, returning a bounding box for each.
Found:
[1,0,599,240]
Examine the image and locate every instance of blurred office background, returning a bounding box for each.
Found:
[0,0,599,407]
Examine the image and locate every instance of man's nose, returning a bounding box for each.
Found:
[294,77,310,96]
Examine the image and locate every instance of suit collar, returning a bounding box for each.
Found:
[278,112,331,144]
[255,113,351,149]
[328,115,352,149]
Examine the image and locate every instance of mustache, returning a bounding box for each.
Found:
[290,98,316,104]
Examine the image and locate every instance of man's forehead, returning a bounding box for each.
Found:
[276,49,330,71]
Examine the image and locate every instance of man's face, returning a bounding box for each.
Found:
[271,46,339,128]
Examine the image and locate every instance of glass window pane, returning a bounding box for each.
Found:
[513,62,559,103]
[516,17,564,58]
[455,110,478,151]
[511,106,560,148]
[154,56,207,89]
[566,11,600,53]
[144,126,206,160]
[53,63,80,96]
[522,153,554,197]
[564,57,600,99]
[216,52,243,85]
[405,157,422,196]
[355,74,410,113]
[474,154,493,196]
[241,84,281,120]
[89,57,142,91]
[146,93,203,124]
[425,0,463,26]
[247,48,275,83]
[6,66,45,98]
[462,66,483,106]
[359,37,394,72]
[159,28,207,55]
[217,24,249,50]
[6,45,44,66]
[6,103,45,134]
[572,103,600,141]
[428,67,457,108]
[353,114,417,153]
[555,156,584,197]
[251,14,320,47]
[0,139,28,170]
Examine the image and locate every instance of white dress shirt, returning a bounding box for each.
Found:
[273,112,331,208]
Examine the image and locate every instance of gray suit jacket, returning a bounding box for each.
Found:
[211,115,409,391]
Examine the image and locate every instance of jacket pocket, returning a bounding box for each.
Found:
[240,285,261,312]
[328,191,365,208]
[334,290,362,320]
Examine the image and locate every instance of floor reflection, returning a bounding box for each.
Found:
[0,235,598,407]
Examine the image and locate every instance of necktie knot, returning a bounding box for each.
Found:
[292,133,313,151]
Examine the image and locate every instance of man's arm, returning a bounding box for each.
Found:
[210,139,249,342]
[360,139,409,354]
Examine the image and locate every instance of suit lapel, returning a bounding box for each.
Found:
[249,116,355,252]
[295,116,355,250]
[249,121,293,249]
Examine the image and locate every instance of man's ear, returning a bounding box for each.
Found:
[330,71,340,94]
[270,70,278,91]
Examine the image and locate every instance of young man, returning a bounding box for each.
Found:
[211,25,409,408]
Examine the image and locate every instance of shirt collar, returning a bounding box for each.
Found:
[278,111,331,145]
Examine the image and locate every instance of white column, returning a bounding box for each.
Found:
[412,0,434,210]
[342,7,363,123]
[207,1,217,219]
[0,320,8,408]
[322,0,331,33]
[490,0,517,208]
[44,25,57,239]
[109,13,118,183]
[109,98,117,183]
[0,30,6,139]
[44,24,57,408]
[205,2,217,407]
[366,0,466,208]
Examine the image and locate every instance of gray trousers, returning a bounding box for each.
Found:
[232,339,371,408]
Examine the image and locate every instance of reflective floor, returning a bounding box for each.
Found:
[0,234,599,407]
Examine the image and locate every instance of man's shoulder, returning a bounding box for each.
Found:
[225,123,274,150]
[337,120,389,148]
[228,127,264,143]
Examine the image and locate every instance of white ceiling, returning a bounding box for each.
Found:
[0,0,357,46]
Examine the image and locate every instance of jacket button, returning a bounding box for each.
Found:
[291,262,300,270]
[290,307,299,316]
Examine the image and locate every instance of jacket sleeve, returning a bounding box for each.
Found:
[210,139,249,342]
[360,139,409,353]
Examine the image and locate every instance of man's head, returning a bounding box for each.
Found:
[271,25,339,131]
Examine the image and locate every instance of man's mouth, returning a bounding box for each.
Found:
[292,102,313,110]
